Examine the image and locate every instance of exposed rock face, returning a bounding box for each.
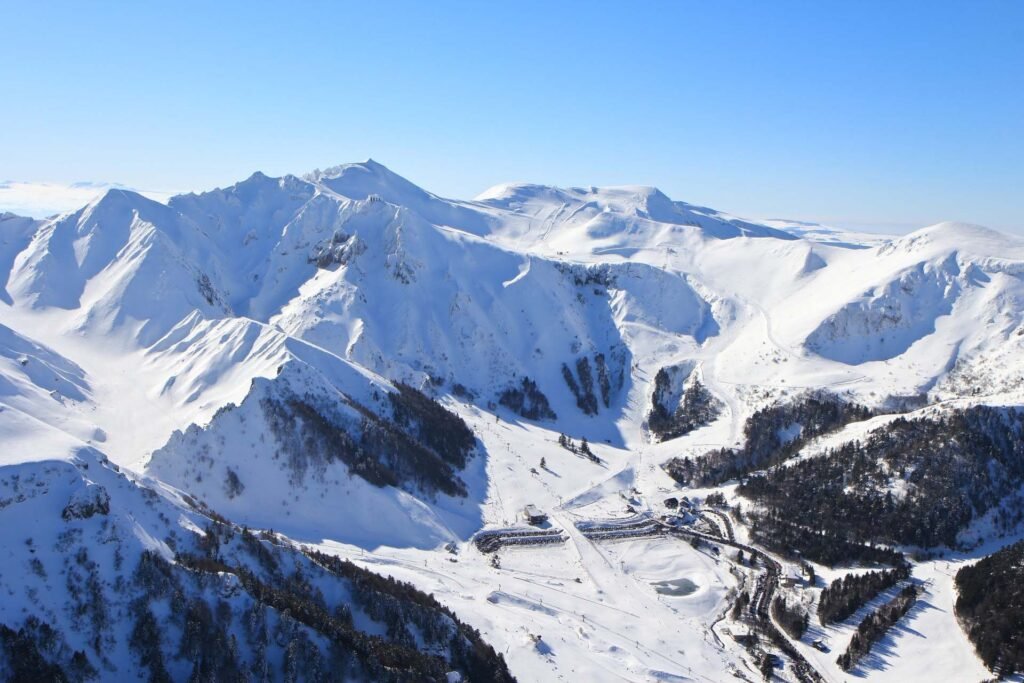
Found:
[61,483,110,520]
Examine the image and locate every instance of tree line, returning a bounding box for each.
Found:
[955,540,1024,676]
[771,596,809,640]
[498,376,556,421]
[665,392,872,486]
[558,433,599,463]
[648,372,722,442]
[836,585,920,671]
[261,379,477,500]
[818,566,911,625]
[746,511,906,567]
[738,406,1024,556]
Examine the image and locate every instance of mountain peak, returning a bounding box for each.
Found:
[91,187,136,204]
[306,159,432,205]
[307,158,399,183]
[893,221,1023,258]
[84,187,164,217]
[476,181,796,241]
[916,220,1012,241]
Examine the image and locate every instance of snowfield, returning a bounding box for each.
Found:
[1,159,1023,681]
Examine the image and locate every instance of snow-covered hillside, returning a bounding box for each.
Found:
[0,446,513,682]
[149,359,486,550]
[2,159,1023,681]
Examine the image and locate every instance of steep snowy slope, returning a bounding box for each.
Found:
[806,252,964,364]
[7,190,230,345]
[772,222,1024,398]
[0,212,41,305]
[148,358,486,549]
[0,323,98,465]
[0,322,89,408]
[139,167,724,429]
[270,207,670,423]
[0,446,513,682]
[166,171,317,317]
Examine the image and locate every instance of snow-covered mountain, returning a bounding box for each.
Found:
[2,160,1023,681]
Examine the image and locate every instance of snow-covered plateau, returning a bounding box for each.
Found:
[1,161,1023,682]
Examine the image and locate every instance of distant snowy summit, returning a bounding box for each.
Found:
[4,159,1023,411]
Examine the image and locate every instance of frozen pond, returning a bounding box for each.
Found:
[652,578,699,597]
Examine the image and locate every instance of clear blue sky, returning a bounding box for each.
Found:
[2,1,1022,233]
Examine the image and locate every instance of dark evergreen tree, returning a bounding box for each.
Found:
[734,406,1024,558]
[772,596,809,640]
[648,371,723,442]
[665,392,872,486]
[818,566,910,625]
[955,540,1024,676]
[837,585,919,671]
[498,377,556,421]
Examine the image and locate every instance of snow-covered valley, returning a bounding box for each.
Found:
[2,161,1023,682]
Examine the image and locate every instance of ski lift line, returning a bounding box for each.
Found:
[509,575,641,618]
[349,554,471,590]
[513,511,751,682]
[492,586,714,683]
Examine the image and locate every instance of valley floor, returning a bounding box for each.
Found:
[308,406,998,683]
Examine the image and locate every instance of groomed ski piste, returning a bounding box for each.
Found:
[3,161,1023,681]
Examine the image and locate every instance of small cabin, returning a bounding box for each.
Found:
[664,497,679,509]
[731,629,758,647]
[780,566,803,588]
[523,505,547,525]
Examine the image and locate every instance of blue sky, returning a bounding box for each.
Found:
[2,1,1021,233]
